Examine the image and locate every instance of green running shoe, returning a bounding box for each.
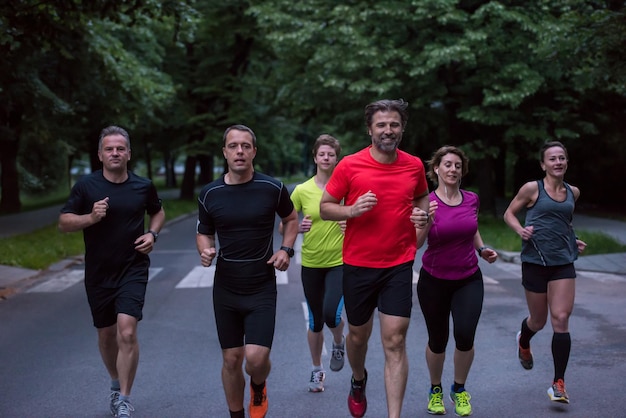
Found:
[449,386,472,417]
[427,386,446,415]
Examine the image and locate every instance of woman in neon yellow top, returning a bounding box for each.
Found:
[290,134,346,393]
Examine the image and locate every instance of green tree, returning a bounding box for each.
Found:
[250,0,625,213]
[0,1,190,212]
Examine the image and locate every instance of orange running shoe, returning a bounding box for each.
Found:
[249,382,268,418]
[548,379,569,404]
[516,331,534,370]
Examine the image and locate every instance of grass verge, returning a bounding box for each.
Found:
[0,198,198,270]
[1,203,625,270]
[479,215,626,256]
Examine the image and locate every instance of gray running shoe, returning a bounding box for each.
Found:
[330,337,345,372]
[113,399,134,418]
[109,391,120,416]
[309,369,326,392]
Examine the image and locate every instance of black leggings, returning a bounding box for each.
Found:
[417,268,484,353]
[301,265,344,332]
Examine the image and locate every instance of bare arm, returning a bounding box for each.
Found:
[196,232,217,267]
[58,197,110,233]
[320,189,377,221]
[268,209,298,271]
[410,191,431,242]
[415,199,437,249]
[570,185,587,253]
[147,207,166,235]
[503,181,538,240]
[278,214,312,235]
[134,207,166,255]
[473,230,498,263]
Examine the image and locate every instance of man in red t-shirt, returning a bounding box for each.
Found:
[320,99,430,418]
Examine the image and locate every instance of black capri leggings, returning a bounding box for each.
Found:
[417,267,484,353]
[301,265,344,332]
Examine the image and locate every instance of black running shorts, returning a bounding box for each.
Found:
[85,280,147,328]
[521,262,576,293]
[212,280,277,349]
[342,261,413,326]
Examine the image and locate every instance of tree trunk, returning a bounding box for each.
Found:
[197,153,213,186]
[0,105,23,213]
[163,149,177,188]
[180,154,197,200]
[476,156,497,217]
[0,134,21,213]
[144,141,153,180]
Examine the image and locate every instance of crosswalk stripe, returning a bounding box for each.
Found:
[175,266,289,288]
[22,260,529,294]
[412,270,498,285]
[176,266,214,288]
[483,276,499,285]
[27,270,84,293]
[149,267,163,281]
[27,267,163,293]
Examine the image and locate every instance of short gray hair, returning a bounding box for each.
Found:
[223,124,257,147]
[98,126,131,150]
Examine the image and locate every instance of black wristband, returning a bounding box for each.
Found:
[477,246,488,257]
[280,246,294,257]
[148,230,159,242]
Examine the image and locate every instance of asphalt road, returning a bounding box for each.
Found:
[1,215,625,417]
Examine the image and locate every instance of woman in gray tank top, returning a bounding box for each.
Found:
[503,141,587,406]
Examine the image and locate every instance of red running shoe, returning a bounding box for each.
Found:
[348,369,367,417]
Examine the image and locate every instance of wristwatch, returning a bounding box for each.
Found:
[148,230,159,242]
[280,246,294,257]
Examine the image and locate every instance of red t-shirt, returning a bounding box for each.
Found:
[325,146,428,268]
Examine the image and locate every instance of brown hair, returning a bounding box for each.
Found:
[364,99,409,131]
[539,140,568,162]
[312,134,341,156]
[426,145,469,183]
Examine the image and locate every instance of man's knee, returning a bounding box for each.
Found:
[382,331,407,352]
[223,348,245,371]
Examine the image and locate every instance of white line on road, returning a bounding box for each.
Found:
[27,270,84,293]
[412,269,498,285]
[27,267,163,293]
[176,266,289,288]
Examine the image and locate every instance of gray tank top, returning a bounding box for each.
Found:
[521,179,578,266]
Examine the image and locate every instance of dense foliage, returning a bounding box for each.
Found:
[1,0,624,213]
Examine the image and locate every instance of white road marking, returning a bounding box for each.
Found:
[27,270,84,293]
[27,267,163,293]
[579,271,626,283]
[483,276,499,285]
[176,266,214,288]
[175,266,289,288]
[412,269,498,285]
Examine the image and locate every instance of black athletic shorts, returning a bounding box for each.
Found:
[213,279,277,349]
[521,262,576,293]
[342,261,414,326]
[85,280,147,328]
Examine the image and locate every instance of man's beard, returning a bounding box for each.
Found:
[374,135,401,153]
